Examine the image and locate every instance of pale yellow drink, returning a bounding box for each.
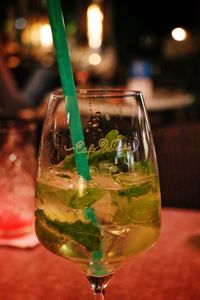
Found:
[35,166,161,276]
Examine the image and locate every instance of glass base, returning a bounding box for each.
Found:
[88,274,112,299]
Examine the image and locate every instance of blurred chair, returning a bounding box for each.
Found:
[152,122,200,209]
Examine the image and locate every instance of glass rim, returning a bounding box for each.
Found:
[50,88,142,99]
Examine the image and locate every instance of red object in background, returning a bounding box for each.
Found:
[0,122,36,239]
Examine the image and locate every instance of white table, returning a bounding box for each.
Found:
[145,89,195,111]
[77,88,195,117]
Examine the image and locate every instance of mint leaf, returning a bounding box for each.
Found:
[60,129,125,173]
[105,129,119,144]
[61,154,76,170]
[118,181,152,200]
[35,209,102,252]
[105,129,124,147]
[88,130,125,167]
[134,161,153,174]
[69,188,105,209]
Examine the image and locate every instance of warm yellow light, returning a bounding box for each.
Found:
[89,53,102,65]
[87,4,103,49]
[171,27,187,41]
[40,24,53,48]
[30,23,41,46]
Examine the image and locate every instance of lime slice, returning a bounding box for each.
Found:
[36,181,75,206]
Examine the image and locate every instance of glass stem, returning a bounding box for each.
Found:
[88,275,112,300]
[94,291,105,300]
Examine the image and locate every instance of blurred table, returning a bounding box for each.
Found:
[78,88,194,118]
[145,89,195,111]
[1,208,200,300]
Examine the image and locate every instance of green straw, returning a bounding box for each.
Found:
[46,0,91,181]
[46,0,106,275]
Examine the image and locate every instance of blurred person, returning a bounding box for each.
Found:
[0,35,60,119]
[0,55,61,119]
[0,55,31,115]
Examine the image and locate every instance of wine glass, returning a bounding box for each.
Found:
[35,89,161,299]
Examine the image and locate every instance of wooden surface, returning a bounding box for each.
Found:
[1,208,200,300]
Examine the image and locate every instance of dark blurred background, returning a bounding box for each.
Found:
[1,0,200,96]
